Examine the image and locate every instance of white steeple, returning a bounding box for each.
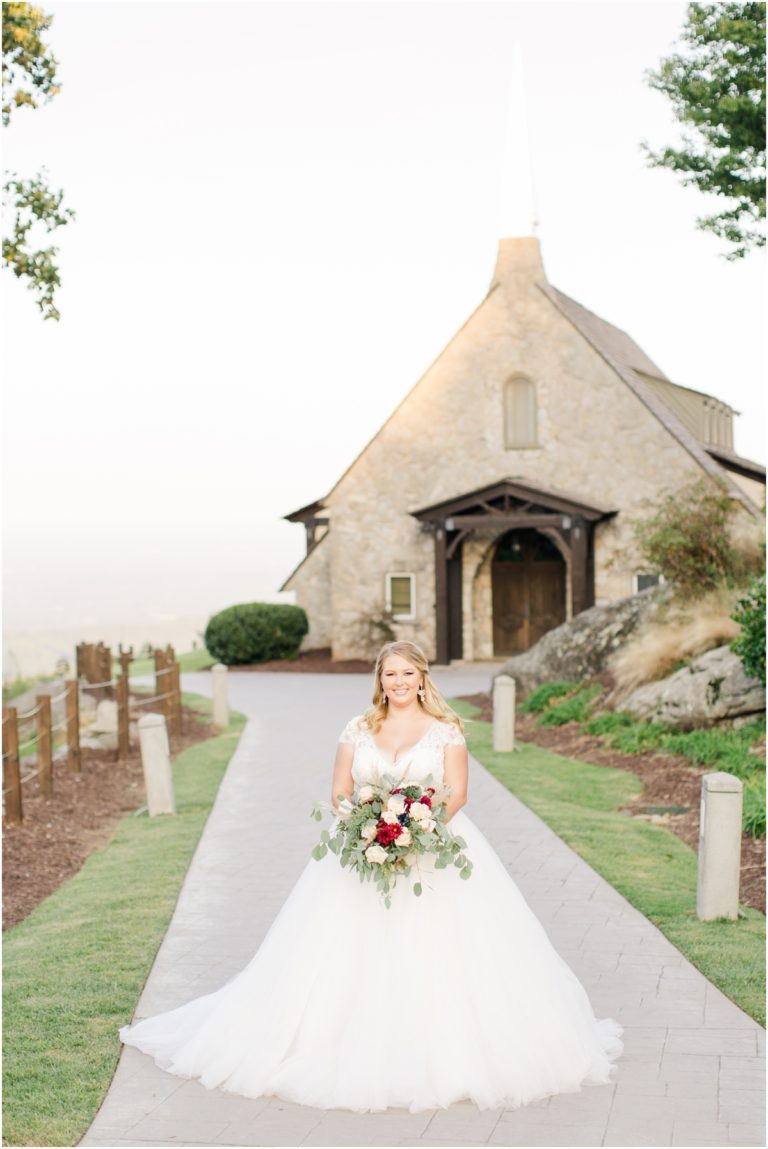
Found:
[498,43,538,238]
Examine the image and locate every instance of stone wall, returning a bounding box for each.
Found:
[286,533,334,652]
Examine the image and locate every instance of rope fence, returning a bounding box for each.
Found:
[2,641,184,825]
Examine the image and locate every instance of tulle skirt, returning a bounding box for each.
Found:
[119,809,623,1112]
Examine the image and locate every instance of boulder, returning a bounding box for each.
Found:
[496,586,671,696]
[618,645,765,729]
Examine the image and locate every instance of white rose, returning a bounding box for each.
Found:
[386,794,406,815]
[380,811,399,824]
[360,819,378,844]
[397,827,412,847]
[409,802,430,821]
[420,818,437,833]
[365,843,389,865]
[358,785,375,803]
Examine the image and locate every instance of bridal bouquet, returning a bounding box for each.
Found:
[310,774,472,908]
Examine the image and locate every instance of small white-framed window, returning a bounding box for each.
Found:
[385,572,415,620]
[633,571,667,593]
[504,376,538,447]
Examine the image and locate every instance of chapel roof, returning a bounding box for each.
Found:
[283,247,763,527]
[541,285,762,514]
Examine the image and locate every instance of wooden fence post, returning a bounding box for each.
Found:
[116,674,130,761]
[65,680,81,774]
[154,649,174,742]
[118,644,133,677]
[171,661,182,739]
[36,694,53,798]
[3,707,22,824]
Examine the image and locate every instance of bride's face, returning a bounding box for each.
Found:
[380,654,423,708]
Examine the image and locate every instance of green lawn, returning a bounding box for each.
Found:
[114,646,216,677]
[3,693,246,1148]
[450,699,766,1028]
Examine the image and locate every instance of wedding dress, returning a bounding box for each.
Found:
[119,716,623,1113]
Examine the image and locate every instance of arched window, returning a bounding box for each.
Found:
[504,377,538,448]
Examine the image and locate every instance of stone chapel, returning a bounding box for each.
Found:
[281,236,765,664]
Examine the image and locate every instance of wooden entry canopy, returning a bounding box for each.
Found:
[411,478,617,665]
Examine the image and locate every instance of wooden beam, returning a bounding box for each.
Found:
[434,527,449,665]
[571,516,588,615]
[444,513,570,530]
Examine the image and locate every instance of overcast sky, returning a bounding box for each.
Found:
[3,0,765,637]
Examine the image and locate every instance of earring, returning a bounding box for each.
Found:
[418,685,426,701]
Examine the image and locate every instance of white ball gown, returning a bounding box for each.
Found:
[119,715,624,1113]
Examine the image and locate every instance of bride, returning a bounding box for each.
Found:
[119,640,623,1113]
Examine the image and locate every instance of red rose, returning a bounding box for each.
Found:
[376,820,403,846]
[420,795,432,808]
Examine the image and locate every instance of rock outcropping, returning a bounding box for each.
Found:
[496,586,671,696]
[618,645,765,729]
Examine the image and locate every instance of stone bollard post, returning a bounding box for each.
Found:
[493,675,517,752]
[212,664,229,730]
[137,713,175,816]
[697,771,743,921]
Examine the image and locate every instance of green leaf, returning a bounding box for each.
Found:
[311,844,328,861]
[413,882,422,896]
[460,866,471,880]
[320,830,330,845]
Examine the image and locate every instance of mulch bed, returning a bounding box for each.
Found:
[3,701,215,931]
[459,693,765,916]
[230,648,373,674]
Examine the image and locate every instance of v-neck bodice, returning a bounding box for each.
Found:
[370,721,439,765]
[338,714,466,786]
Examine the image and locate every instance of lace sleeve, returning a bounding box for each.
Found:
[442,721,466,747]
[338,715,362,745]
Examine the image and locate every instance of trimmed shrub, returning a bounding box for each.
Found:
[204,603,309,665]
[731,573,766,686]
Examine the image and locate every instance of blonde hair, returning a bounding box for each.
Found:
[361,640,464,734]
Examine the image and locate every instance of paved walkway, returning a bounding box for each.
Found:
[81,669,765,1148]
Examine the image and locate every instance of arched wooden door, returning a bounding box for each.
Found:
[491,529,566,655]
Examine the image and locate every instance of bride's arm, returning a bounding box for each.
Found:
[443,744,468,822]
[330,743,355,813]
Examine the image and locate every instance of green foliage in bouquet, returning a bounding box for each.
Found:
[204,602,309,665]
[310,775,472,908]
